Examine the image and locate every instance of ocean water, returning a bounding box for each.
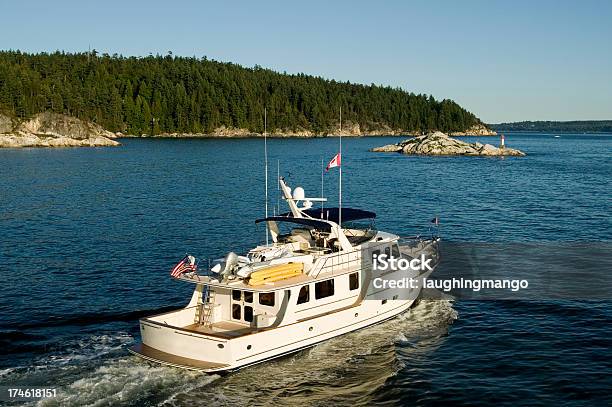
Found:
[0,133,611,406]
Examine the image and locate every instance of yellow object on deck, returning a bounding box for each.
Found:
[248,262,304,285]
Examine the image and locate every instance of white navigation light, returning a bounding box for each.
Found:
[292,187,305,200]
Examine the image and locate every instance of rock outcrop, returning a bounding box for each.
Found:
[371,131,525,156]
[449,123,497,136]
[0,112,120,148]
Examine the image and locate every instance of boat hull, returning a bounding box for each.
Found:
[129,276,428,373]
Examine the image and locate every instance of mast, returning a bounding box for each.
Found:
[321,157,324,218]
[264,107,269,245]
[339,106,342,228]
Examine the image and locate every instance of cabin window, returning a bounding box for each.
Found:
[244,291,253,303]
[372,250,381,262]
[297,285,310,304]
[315,279,334,299]
[232,303,241,319]
[244,306,253,322]
[232,290,241,301]
[259,292,275,307]
[392,244,400,258]
[384,246,391,258]
[349,273,359,290]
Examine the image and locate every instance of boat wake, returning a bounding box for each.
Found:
[3,299,455,407]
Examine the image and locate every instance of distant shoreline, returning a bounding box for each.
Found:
[490,120,612,133]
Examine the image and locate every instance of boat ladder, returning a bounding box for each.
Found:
[195,289,216,327]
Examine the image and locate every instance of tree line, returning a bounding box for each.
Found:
[0,50,482,135]
[491,121,612,133]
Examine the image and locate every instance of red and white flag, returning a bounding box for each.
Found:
[326,153,341,171]
[170,255,197,278]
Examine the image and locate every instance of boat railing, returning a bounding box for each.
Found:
[312,251,361,278]
[312,238,408,278]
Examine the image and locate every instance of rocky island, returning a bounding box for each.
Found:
[371,131,525,156]
[0,112,120,148]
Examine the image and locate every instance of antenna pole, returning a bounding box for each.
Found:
[264,107,269,245]
[339,106,342,229]
[277,159,280,216]
[321,157,324,218]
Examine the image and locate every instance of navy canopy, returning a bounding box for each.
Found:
[255,216,332,232]
[279,208,376,224]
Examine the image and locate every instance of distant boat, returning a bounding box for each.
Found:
[553,135,561,138]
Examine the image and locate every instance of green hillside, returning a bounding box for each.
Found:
[0,50,482,135]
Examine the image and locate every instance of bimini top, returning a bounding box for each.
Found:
[255,216,333,232]
[279,208,376,225]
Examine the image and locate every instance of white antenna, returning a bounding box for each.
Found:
[339,106,342,228]
[277,159,280,216]
[264,107,269,245]
[321,157,324,218]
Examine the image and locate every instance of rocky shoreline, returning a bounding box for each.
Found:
[371,131,525,156]
[449,123,497,136]
[0,112,497,147]
[0,112,119,148]
[120,122,496,139]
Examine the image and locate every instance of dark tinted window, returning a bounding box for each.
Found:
[372,250,380,262]
[392,244,400,258]
[244,306,253,322]
[297,285,310,304]
[384,247,391,257]
[244,291,253,303]
[232,303,241,319]
[349,273,359,290]
[259,292,275,307]
[232,290,241,301]
[315,279,334,299]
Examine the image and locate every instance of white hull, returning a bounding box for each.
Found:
[131,291,422,373]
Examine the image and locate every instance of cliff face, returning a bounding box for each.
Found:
[0,112,120,148]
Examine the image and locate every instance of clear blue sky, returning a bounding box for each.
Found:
[2,0,611,122]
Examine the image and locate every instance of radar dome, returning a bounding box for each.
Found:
[292,187,305,200]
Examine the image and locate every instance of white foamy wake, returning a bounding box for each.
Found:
[43,332,134,368]
[36,357,219,407]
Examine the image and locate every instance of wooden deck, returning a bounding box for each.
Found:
[183,321,258,338]
[129,344,230,372]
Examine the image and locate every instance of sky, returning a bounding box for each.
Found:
[1,0,611,123]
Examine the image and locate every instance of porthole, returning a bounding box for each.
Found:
[354,313,358,317]
[217,344,224,349]
[309,327,313,332]
[247,345,252,350]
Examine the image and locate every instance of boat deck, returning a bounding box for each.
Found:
[183,321,258,338]
[129,343,230,372]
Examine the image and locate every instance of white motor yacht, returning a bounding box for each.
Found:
[129,176,440,372]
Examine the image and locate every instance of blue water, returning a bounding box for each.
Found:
[0,133,610,406]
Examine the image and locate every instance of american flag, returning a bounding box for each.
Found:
[170,255,197,278]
